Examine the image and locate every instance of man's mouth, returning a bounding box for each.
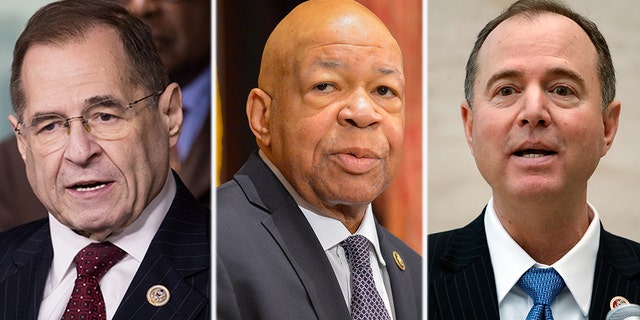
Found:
[514,149,556,158]
[72,182,108,192]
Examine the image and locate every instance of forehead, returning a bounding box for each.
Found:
[299,43,403,76]
[476,13,598,84]
[20,27,130,114]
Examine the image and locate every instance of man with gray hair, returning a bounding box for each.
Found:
[0,1,209,318]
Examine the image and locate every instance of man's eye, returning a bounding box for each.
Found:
[33,119,65,134]
[376,86,396,97]
[552,86,573,96]
[499,87,516,96]
[97,113,116,122]
[314,83,332,91]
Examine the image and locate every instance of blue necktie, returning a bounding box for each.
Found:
[340,235,391,320]
[517,267,566,320]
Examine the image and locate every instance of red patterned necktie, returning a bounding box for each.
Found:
[340,235,392,320]
[61,242,127,320]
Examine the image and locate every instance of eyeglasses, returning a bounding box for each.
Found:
[15,91,163,155]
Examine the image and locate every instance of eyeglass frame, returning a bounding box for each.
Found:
[14,90,164,151]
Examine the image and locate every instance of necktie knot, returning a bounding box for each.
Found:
[517,267,566,320]
[74,242,127,280]
[340,235,371,269]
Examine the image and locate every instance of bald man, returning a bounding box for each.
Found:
[216,0,421,319]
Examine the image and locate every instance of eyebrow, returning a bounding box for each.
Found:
[86,95,118,105]
[485,67,587,92]
[27,95,119,120]
[309,60,401,75]
[314,60,343,69]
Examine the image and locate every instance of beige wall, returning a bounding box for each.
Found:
[428,0,640,242]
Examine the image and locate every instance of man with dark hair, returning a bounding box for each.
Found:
[429,0,640,319]
[0,0,209,318]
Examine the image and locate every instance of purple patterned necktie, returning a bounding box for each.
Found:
[340,235,391,320]
[61,242,127,320]
[517,267,566,320]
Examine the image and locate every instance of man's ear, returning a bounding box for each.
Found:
[246,88,272,148]
[601,99,621,157]
[461,100,474,156]
[158,82,183,148]
[7,115,27,161]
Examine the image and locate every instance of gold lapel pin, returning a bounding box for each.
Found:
[392,251,406,271]
[147,284,170,307]
[610,296,630,310]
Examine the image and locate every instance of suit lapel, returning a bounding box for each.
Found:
[378,225,420,319]
[588,226,640,319]
[0,219,52,320]
[114,174,209,319]
[430,212,500,319]
[236,153,351,320]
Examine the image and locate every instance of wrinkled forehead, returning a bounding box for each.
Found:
[19,28,134,118]
[292,7,401,57]
[291,15,402,73]
[260,0,403,90]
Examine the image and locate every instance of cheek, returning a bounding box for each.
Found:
[470,115,510,161]
[568,118,605,153]
[279,112,332,150]
[24,152,60,200]
[389,119,405,148]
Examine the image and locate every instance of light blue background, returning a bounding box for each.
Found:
[0,1,52,139]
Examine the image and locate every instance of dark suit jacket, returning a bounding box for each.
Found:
[216,152,422,320]
[0,173,210,319]
[428,210,640,319]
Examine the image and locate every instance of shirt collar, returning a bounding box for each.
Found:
[258,150,386,266]
[485,197,599,317]
[48,170,175,287]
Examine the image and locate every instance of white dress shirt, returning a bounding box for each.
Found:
[485,197,600,320]
[259,151,395,319]
[37,171,176,320]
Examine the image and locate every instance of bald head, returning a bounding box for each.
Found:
[258,0,402,94]
[245,0,405,224]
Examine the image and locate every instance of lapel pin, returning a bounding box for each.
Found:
[610,296,630,310]
[147,284,170,307]
[608,296,640,319]
[392,251,406,271]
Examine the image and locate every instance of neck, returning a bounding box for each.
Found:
[493,194,592,265]
[306,201,368,234]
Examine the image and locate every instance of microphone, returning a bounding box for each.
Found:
[606,296,640,320]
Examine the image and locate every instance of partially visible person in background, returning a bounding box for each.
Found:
[110,0,211,206]
[0,137,45,227]
[0,0,212,232]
